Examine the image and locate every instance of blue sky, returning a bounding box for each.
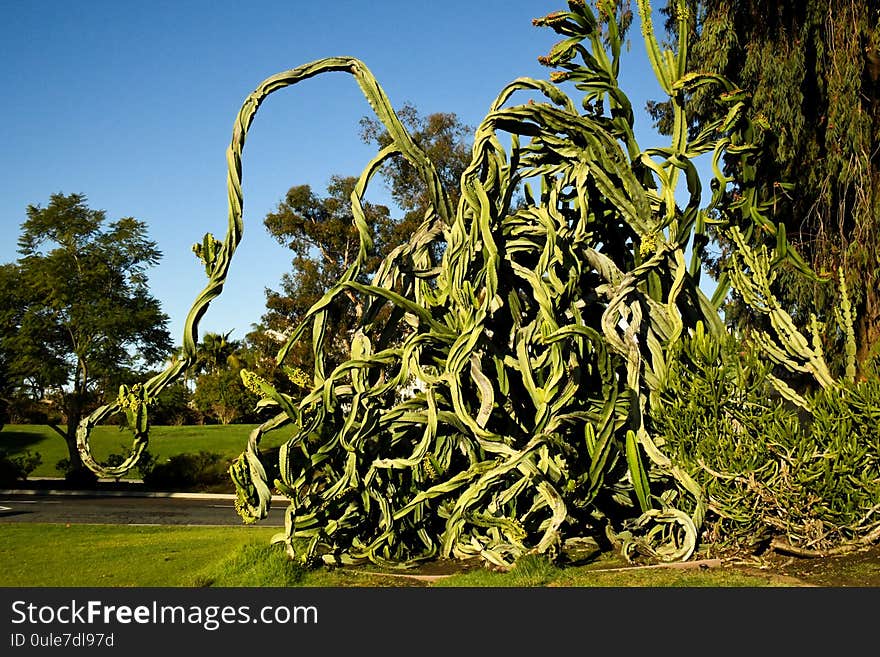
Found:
[1,0,677,348]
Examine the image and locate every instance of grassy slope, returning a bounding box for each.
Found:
[0,424,280,478]
[0,524,278,586]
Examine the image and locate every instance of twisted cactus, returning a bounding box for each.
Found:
[76,0,837,568]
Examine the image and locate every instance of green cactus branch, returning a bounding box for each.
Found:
[76,0,844,568]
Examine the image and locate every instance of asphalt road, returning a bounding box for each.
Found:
[0,492,286,527]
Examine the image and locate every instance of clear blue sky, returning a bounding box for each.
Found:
[1,0,676,348]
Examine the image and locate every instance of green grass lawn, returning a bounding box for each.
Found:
[0,523,787,587]
[1,423,277,478]
[0,524,279,586]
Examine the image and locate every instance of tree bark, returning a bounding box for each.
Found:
[60,391,98,486]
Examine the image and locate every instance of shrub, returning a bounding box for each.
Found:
[143,451,233,492]
[6,396,63,425]
[653,327,880,554]
[0,449,42,487]
[104,446,159,481]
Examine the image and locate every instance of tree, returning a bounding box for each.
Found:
[192,367,260,425]
[251,107,473,375]
[192,331,240,376]
[256,175,397,373]
[649,0,880,375]
[145,381,197,426]
[359,103,472,225]
[4,193,172,483]
[190,337,262,424]
[0,263,23,430]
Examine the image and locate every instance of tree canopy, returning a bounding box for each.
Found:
[359,103,472,222]
[256,175,396,372]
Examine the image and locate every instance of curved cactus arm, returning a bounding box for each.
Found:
[636,0,674,95]
[76,56,451,477]
[834,267,857,383]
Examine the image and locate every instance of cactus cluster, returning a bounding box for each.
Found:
[75,0,844,567]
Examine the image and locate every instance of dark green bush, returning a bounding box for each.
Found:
[143,451,233,492]
[104,446,158,481]
[0,396,8,432]
[0,449,42,487]
[6,396,63,425]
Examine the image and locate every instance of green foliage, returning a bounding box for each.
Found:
[795,382,880,545]
[56,445,156,482]
[147,382,200,426]
[0,448,41,486]
[142,451,233,492]
[3,396,63,425]
[3,192,172,481]
[251,109,472,379]
[191,331,240,376]
[105,445,158,480]
[359,103,472,223]
[651,0,880,374]
[192,367,261,425]
[257,176,396,373]
[0,264,19,432]
[653,328,880,553]
[75,0,858,569]
[214,0,815,569]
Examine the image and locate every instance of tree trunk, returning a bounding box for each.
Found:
[61,392,98,486]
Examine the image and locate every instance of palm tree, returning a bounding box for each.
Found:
[193,331,240,376]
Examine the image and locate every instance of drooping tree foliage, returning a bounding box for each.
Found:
[649,0,880,375]
[75,0,856,566]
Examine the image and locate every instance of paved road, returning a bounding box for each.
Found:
[0,492,286,527]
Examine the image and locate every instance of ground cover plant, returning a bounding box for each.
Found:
[72,0,879,571]
[653,328,880,557]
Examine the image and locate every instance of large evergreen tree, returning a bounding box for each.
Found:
[650,0,880,374]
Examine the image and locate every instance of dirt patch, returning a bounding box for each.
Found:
[723,543,880,587]
[360,546,880,587]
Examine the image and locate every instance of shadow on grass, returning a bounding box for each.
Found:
[0,430,47,451]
